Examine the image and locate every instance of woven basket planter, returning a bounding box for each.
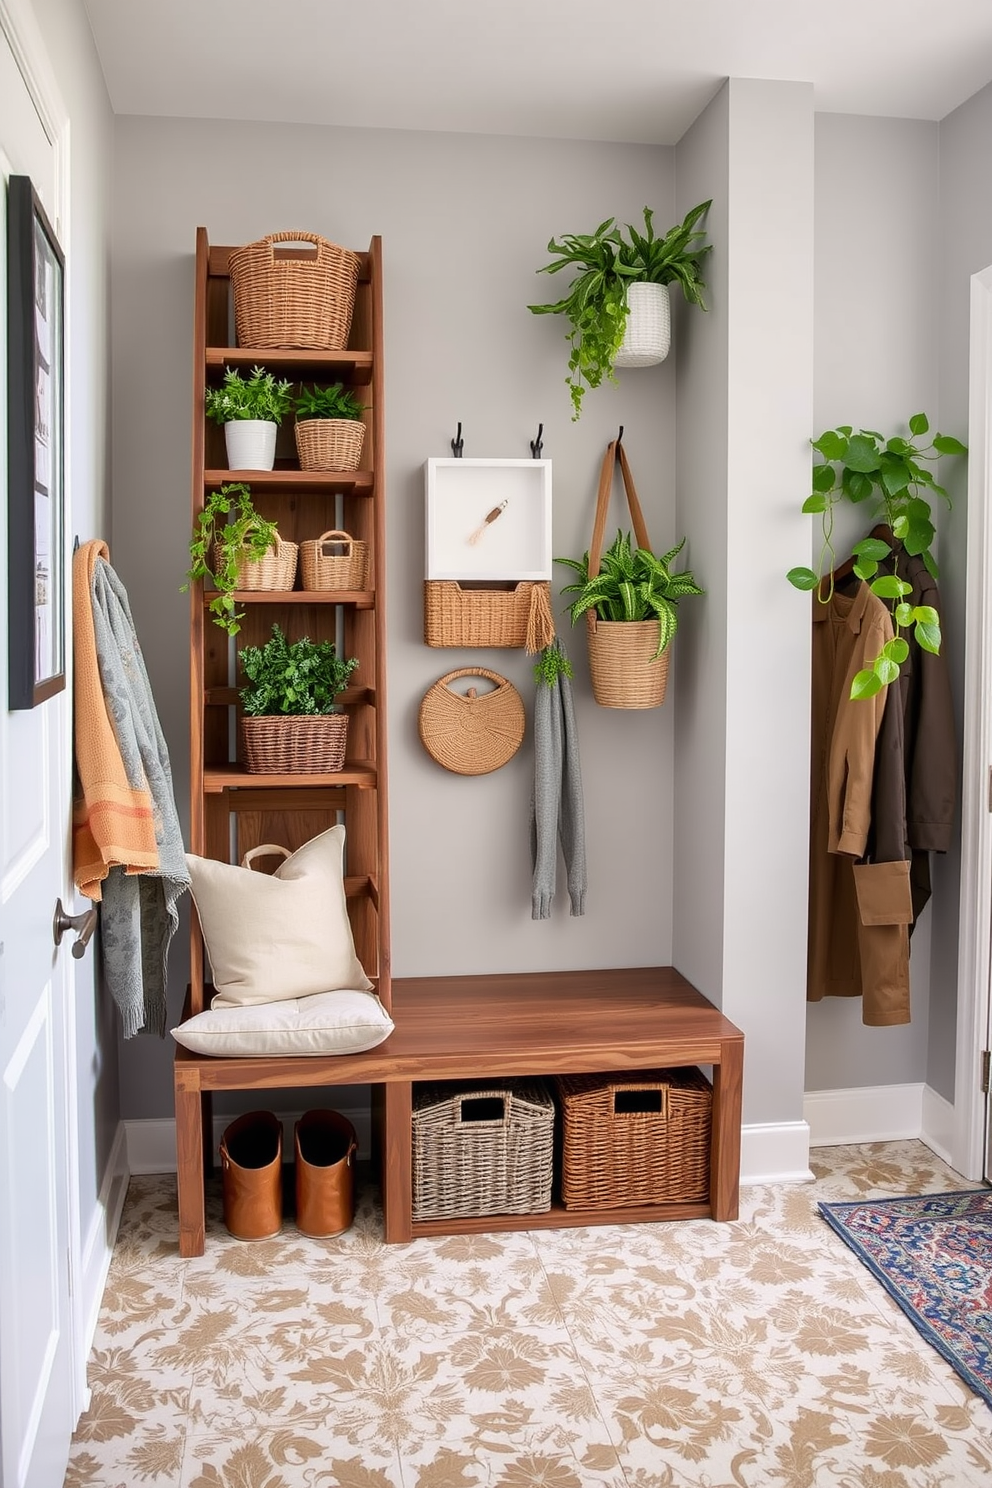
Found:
[423,581,555,650]
[613,282,672,368]
[412,1079,555,1221]
[300,531,368,592]
[229,230,360,350]
[586,613,670,709]
[213,533,298,592]
[242,713,349,774]
[295,418,365,472]
[556,1067,712,1210]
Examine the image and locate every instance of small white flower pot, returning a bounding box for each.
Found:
[224,419,277,471]
[613,282,671,369]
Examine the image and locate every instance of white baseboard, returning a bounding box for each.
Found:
[921,1084,956,1166]
[79,1122,129,1378]
[125,1092,373,1175]
[804,1082,925,1147]
[740,1121,813,1185]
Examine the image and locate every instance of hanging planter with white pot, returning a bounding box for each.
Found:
[224,419,277,471]
[613,282,671,369]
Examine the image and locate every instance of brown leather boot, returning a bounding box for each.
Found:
[294,1110,357,1238]
[219,1111,283,1240]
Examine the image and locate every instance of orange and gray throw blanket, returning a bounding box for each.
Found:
[73,540,189,1037]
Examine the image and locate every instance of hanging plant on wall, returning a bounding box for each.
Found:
[787,413,967,698]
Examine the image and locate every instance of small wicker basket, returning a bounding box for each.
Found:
[300,531,368,592]
[229,231,360,351]
[423,581,555,651]
[213,532,298,592]
[418,669,525,776]
[295,419,366,472]
[242,713,348,774]
[412,1079,555,1221]
[556,1067,711,1210]
[586,614,670,708]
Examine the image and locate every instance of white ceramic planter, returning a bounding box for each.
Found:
[224,419,277,471]
[613,282,671,368]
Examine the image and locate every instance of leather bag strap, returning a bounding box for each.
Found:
[588,439,653,579]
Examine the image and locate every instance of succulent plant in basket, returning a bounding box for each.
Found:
[238,624,360,774]
[294,382,366,472]
[205,364,294,471]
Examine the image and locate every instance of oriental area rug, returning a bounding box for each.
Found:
[819,1188,992,1411]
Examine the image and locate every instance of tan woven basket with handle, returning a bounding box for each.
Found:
[242,713,348,774]
[585,439,670,708]
[556,1067,712,1210]
[213,530,298,592]
[412,1079,555,1220]
[423,580,555,651]
[229,231,360,350]
[295,419,366,472]
[418,669,525,775]
[300,531,368,592]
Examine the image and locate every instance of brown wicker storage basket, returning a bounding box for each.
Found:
[242,713,348,774]
[300,531,368,592]
[556,1067,711,1210]
[423,581,555,651]
[229,231,360,351]
[295,418,366,472]
[412,1079,555,1220]
[587,614,670,708]
[213,532,298,592]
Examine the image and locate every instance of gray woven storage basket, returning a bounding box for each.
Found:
[412,1079,555,1220]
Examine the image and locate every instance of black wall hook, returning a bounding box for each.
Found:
[616,425,624,447]
[530,423,544,460]
[451,422,464,458]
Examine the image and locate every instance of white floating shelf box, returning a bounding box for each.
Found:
[425,458,552,581]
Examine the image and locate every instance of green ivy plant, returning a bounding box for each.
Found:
[787,413,968,698]
[533,639,574,688]
[557,531,704,659]
[239,624,358,716]
[528,201,712,419]
[294,383,364,421]
[182,481,278,637]
[205,365,294,425]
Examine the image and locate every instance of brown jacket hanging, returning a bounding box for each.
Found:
[808,583,911,1025]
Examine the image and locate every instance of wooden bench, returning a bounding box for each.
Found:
[173,965,744,1256]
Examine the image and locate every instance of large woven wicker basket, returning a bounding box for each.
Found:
[295,418,366,472]
[229,231,360,351]
[300,531,368,592]
[242,713,348,774]
[586,614,670,708]
[423,581,555,651]
[412,1079,555,1220]
[213,532,298,592]
[556,1067,711,1210]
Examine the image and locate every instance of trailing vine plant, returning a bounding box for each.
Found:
[182,481,279,636]
[787,413,967,698]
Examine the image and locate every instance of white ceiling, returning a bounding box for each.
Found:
[84,0,992,145]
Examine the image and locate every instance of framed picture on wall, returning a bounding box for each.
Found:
[7,174,65,709]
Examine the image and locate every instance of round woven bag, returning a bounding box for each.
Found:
[418,669,525,776]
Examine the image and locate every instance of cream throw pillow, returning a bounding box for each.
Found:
[171,989,393,1057]
[186,825,373,1008]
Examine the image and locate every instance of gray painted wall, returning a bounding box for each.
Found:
[804,113,940,1092]
[110,116,678,1119]
[933,80,992,1102]
[31,0,118,1257]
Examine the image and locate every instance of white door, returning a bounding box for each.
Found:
[0,20,77,1488]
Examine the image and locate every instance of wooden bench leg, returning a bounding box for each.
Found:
[175,1071,206,1257]
[710,1038,744,1221]
[382,1081,413,1244]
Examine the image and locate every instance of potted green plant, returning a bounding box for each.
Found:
[557,530,704,708]
[528,201,712,419]
[183,481,297,636]
[238,623,359,773]
[787,413,967,698]
[205,364,294,471]
[293,382,366,472]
